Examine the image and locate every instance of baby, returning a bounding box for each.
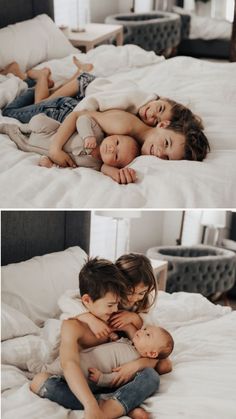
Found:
[43,324,174,388]
[0,113,140,183]
[88,324,174,387]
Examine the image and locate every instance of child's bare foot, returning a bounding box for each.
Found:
[128,407,150,419]
[0,61,27,80]
[73,56,94,73]
[38,156,54,168]
[27,68,54,88]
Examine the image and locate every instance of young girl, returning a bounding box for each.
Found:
[111,253,158,331]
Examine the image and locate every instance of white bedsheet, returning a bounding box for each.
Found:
[2,292,236,419]
[0,47,235,208]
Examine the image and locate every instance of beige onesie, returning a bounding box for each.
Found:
[1,113,105,171]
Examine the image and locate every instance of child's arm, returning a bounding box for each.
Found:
[76,115,98,149]
[111,357,158,387]
[49,111,80,166]
[90,110,146,144]
[101,164,137,184]
[88,367,118,387]
[79,313,111,339]
[60,320,104,419]
[109,311,143,330]
[155,357,172,375]
[58,290,111,338]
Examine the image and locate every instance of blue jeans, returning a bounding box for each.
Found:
[38,368,160,414]
[2,73,96,123]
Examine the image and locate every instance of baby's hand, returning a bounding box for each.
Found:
[118,168,137,184]
[88,367,101,383]
[84,136,97,149]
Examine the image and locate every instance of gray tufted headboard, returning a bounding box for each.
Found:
[0,0,54,29]
[1,211,91,266]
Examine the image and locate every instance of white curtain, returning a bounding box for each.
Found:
[53,0,90,28]
[89,213,129,262]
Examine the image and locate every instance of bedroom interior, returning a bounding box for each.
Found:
[1,0,236,418]
[1,209,236,418]
[0,0,236,208]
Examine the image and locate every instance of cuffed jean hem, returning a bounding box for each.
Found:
[98,368,160,414]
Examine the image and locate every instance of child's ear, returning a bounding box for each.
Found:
[158,120,170,129]
[147,350,158,359]
[81,294,91,305]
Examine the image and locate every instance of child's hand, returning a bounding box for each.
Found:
[118,168,137,184]
[111,361,137,387]
[49,146,76,167]
[88,367,101,383]
[79,313,111,339]
[109,311,138,329]
[84,136,97,149]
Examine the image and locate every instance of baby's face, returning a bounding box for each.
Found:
[133,326,167,358]
[100,135,139,168]
[138,99,173,126]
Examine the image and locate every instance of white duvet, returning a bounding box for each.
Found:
[2,291,236,419]
[0,45,236,208]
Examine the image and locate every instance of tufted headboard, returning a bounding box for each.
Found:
[1,211,91,266]
[0,0,54,29]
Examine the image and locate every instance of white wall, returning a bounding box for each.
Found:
[90,0,119,22]
[129,211,164,253]
[162,211,183,245]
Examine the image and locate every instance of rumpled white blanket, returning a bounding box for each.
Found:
[75,78,157,113]
[0,74,27,109]
[35,44,165,82]
[2,292,236,419]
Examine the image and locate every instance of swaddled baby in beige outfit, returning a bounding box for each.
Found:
[0,113,140,183]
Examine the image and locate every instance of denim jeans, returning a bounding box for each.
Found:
[38,368,160,414]
[2,73,96,124]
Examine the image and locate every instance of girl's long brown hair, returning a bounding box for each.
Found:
[115,253,158,313]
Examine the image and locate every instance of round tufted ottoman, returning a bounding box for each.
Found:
[146,245,236,297]
[105,11,181,56]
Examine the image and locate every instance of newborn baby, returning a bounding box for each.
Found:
[0,113,140,183]
[42,324,174,388]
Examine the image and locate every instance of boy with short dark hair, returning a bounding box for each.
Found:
[30,257,160,419]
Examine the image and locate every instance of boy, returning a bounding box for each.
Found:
[30,258,160,419]
[0,113,139,183]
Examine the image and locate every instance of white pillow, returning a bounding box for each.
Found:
[1,302,39,341]
[1,246,87,325]
[0,14,77,71]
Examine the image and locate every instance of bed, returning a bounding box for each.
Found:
[2,211,236,419]
[0,0,236,209]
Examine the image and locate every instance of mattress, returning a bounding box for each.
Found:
[0,46,235,208]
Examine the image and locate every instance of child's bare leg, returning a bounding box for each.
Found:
[38,156,54,168]
[73,56,93,73]
[47,56,93,100]
[0,61,27,80]
[98,399,125,419]
[47,77,80,100]
[27,68,54,103]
